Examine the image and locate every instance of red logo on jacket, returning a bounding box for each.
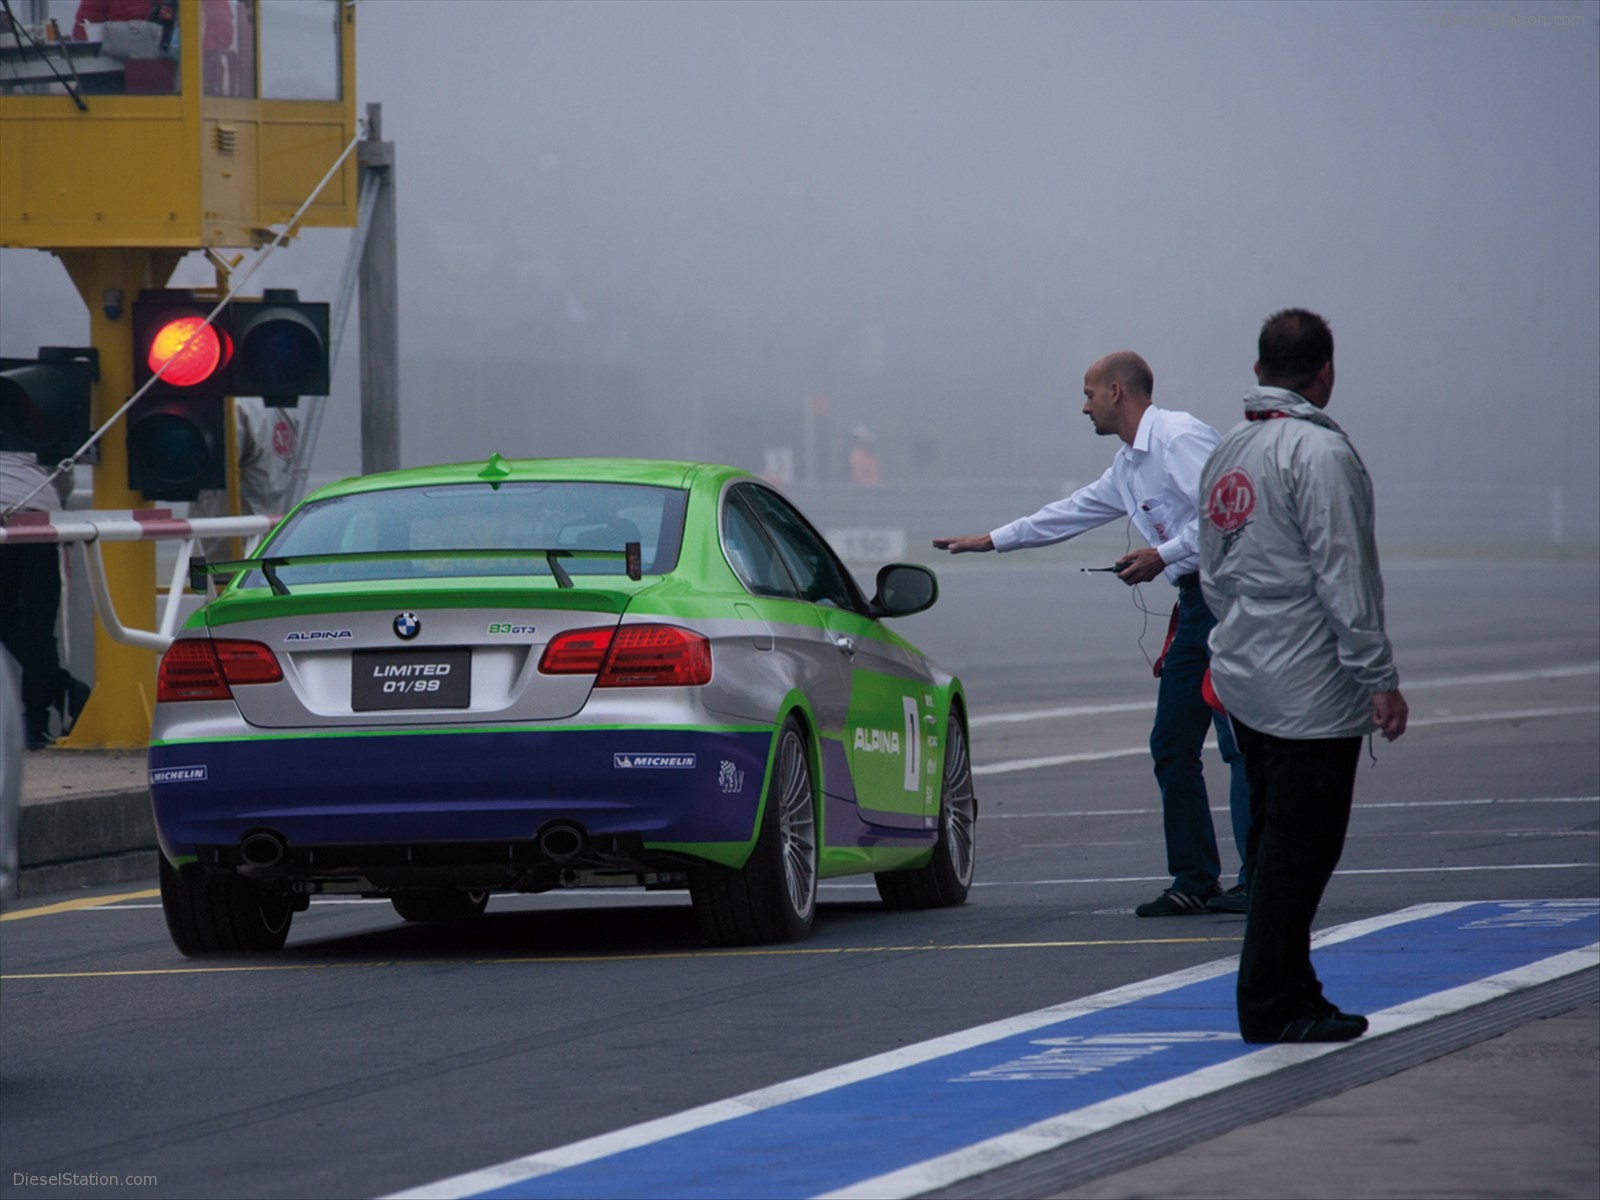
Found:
[1208,469,1256,532]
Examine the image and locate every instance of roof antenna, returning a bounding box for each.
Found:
[478,453,513,489]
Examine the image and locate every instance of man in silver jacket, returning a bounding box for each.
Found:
[1199,308,1408,1044]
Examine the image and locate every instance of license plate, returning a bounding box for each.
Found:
[352,648,472,711]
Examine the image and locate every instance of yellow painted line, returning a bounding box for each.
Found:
[3,961,427,980]
[0,888,160,922]
[0,936,1243,981]
[480,936,1243,965]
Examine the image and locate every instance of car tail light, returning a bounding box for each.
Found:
[157,639,283,702]
[539,624,711,687]
[539,628,614,675]
[601,625,712,687]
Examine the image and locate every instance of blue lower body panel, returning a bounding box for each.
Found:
[149,728,775,857]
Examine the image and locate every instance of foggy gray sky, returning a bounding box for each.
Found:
[3,0,1597,502]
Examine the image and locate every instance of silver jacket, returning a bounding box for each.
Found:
[1199,387,1400,739]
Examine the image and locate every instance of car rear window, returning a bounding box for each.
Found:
[244,481,687,587]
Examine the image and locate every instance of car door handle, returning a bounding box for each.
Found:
[833,635,856,659]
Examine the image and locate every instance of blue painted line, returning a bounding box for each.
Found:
[390,900,1599,1200]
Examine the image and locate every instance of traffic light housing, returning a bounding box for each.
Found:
[0,347,98,467]
[126,287,330,499]
[128,290,231,499]
[229,289,330,408]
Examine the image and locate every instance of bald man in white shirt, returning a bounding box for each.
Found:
[935,351,1250,917]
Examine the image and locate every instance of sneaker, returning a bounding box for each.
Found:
[1207,884,1249,914]
[1135,887,1220,917]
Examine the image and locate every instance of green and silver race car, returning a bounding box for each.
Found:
[150,457,976,955]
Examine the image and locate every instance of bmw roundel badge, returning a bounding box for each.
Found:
[393,612,421,640]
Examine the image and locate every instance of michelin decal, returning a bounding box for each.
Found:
[151,765,208,785]
[614,753,697,769]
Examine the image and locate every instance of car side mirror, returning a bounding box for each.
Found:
[869,563,938,619]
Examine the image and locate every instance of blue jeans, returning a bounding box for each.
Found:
[1214,706,1251,888]
[1149,583,1249,894]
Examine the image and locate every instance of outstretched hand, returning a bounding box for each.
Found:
[932,534,995,554]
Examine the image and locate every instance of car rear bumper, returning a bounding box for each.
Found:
[149,727,774,862]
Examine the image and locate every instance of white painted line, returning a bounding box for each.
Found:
[1334,863,1594,876]
[946,864,1595,890]
[969,663,1598,729]
[380,903,1492,1200]
[820,942,1600,1199]
[983,795,1600,819]
[976,746,1149,774]
[973,707,1600,776]
[1410,705,1600,727]
[386,969,1256,1200]
[808,864,1597,893]
[972,700,1155,727]
[1358,796,1600,809]
[1403,663,1600,688]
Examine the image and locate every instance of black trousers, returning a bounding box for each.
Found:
[0,543,63,738]
[1232,717,1363,1040]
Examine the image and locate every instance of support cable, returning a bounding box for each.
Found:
[1,119,368,521]
[284,165,382,506]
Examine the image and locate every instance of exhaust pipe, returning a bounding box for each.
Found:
[536,821,587,863]
[239,831,287,869]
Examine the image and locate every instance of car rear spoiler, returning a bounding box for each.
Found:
[191,542,644,596]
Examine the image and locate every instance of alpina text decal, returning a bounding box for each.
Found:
[853,728,901,755]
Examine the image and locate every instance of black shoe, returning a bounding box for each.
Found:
[58,676,92,733]
[1245,1014,1367,1044]
[1207,884,1249,914]
[1313,1002,1369,1034]
[1135,887,1220,917]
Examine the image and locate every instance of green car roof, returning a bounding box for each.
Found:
[302,456,750,503]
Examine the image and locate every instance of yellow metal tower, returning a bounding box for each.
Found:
[1,0,358,746]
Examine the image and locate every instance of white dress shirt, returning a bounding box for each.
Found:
[0,451,64,514]
[989,406,1220,584]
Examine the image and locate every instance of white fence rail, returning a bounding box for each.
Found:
[0,510,278,652]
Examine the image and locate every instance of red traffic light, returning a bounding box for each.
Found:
[125,287,330,497]
[129,291,230,499]
[145,315,230,389]
[132,291,231,398]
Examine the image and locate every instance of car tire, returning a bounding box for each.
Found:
[391,889,490,922]
[875,706,977,910]
[690,715,818,945]
[159,852,294,956]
